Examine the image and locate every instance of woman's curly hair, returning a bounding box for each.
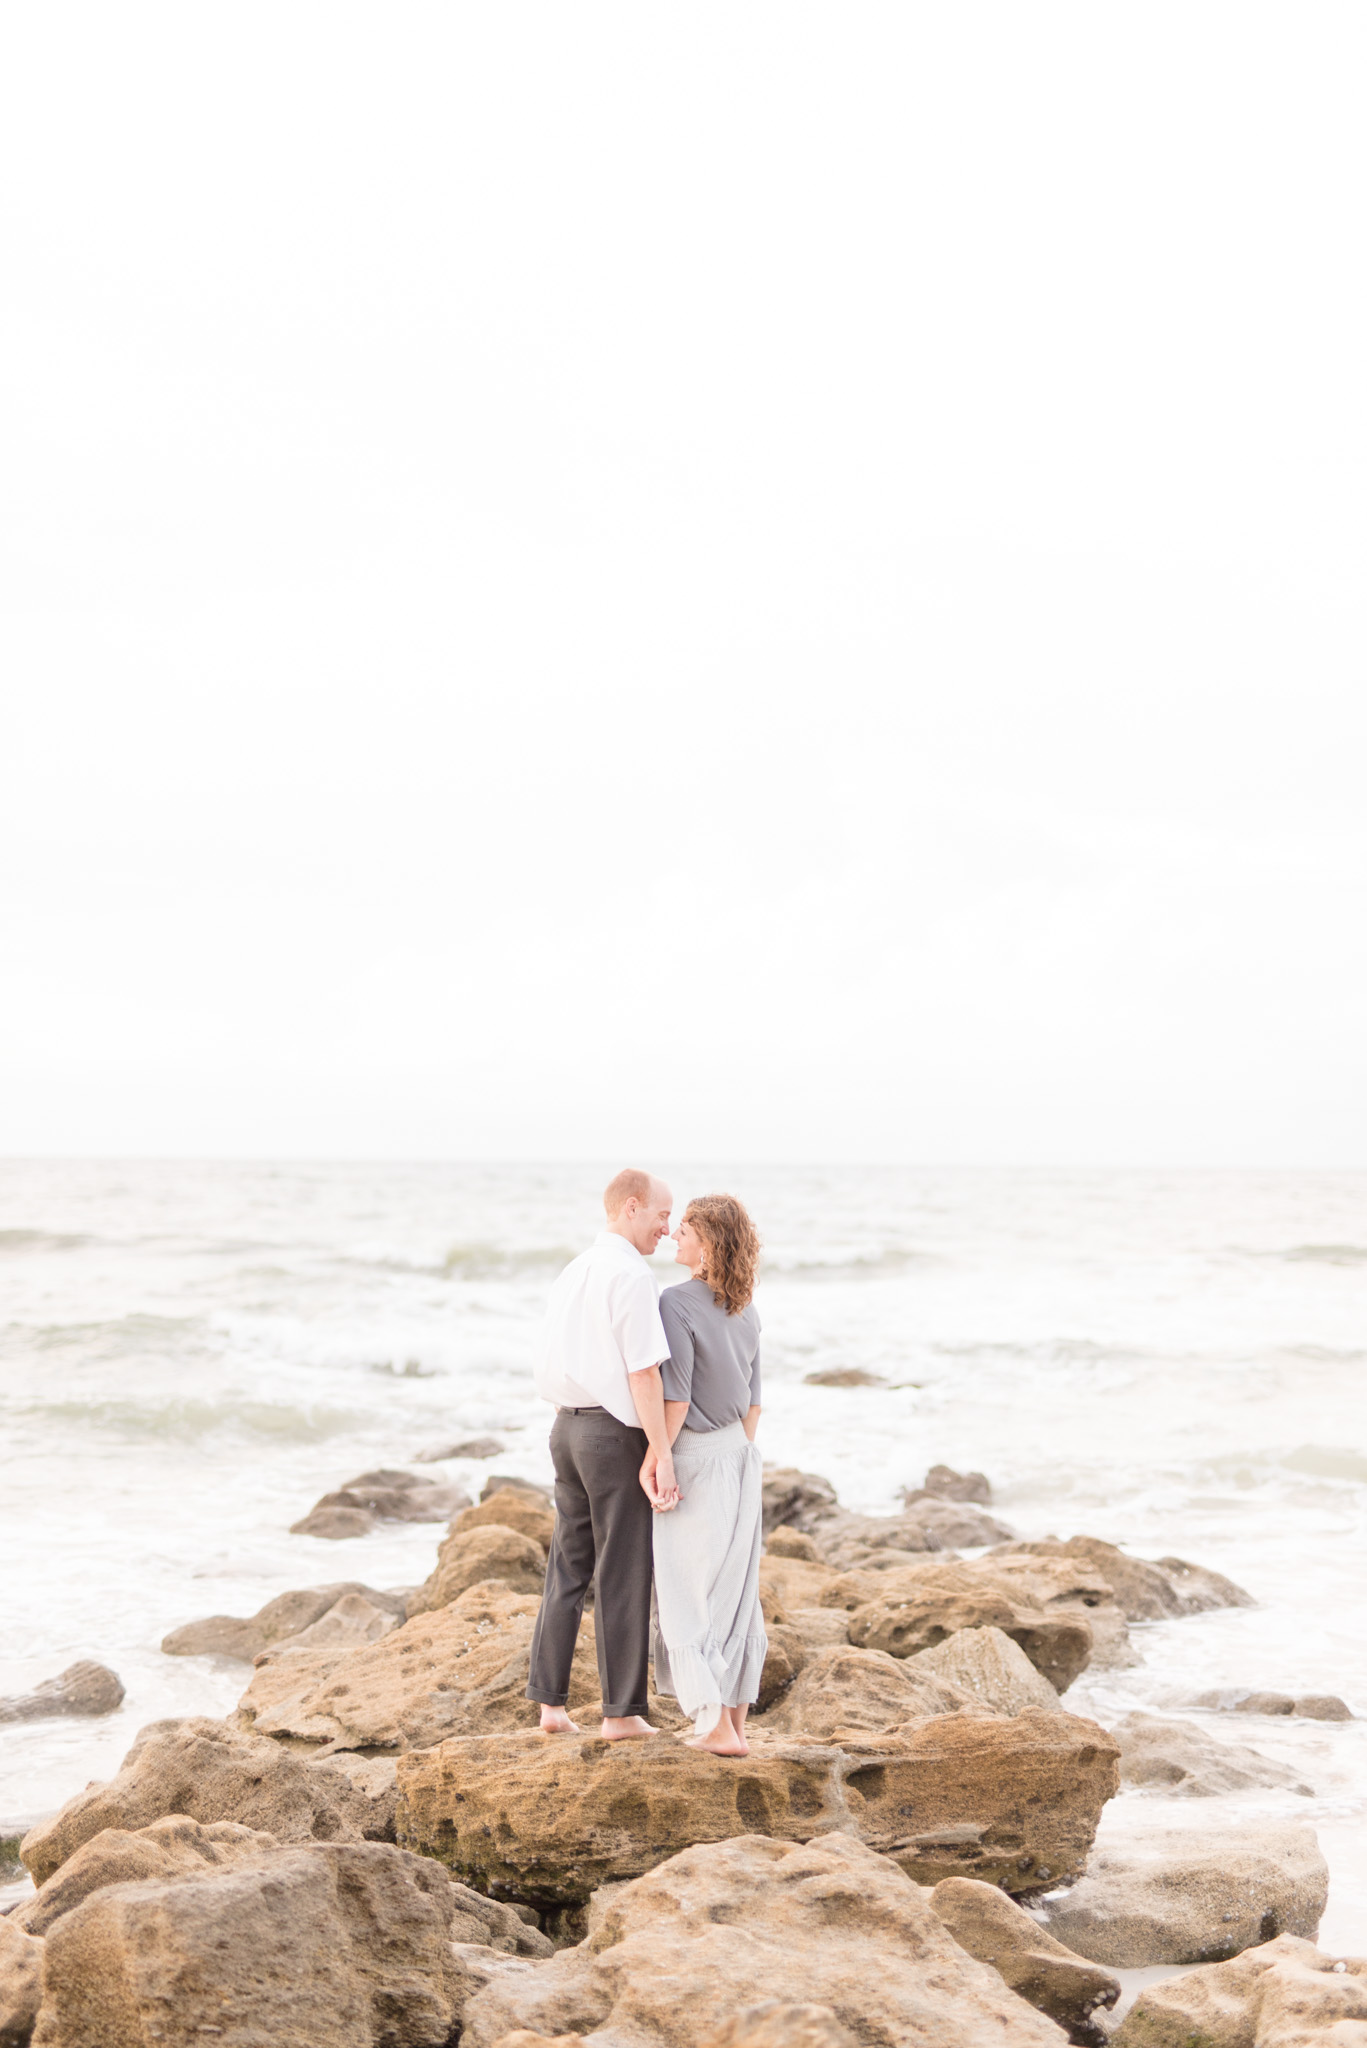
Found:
[686,1193,760,1315]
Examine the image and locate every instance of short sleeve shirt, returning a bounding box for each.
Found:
[533,1232,670,1428]
[659,1277,761,1432]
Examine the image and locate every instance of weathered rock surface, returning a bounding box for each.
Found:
[240,1583,598,1748]
[1037,1821,1329,1967]
[699,2003,858,2048]
[459,1831,1065,2048]
[450,1489,556,1550]
[0,1663,124,1725]
[14,1815,279,1936]
[815,1499,1016,1564]
[1113,1712,1314,1797]
[480,1474,555,1503]
[19,1718,378,1887]
[757,1643,980,1736]
[1196,1687,1354,1720]
[1111,1931,1367,2048]
[760,1467,839,1534]
[30,1839,464,2048]
[397,1707,1118,1905]
[990,1538,1253,1621]
[909,1627,1063,1716]
[931,1876,1120,2046]
[407,1524,549,1615]
[291,1467,469,1538]
[415,1435,505,1461]
[803,1366,885,1386]
[306,1750,401,1837]
[919,1464,993,1504]
[754,1622,807,1710]
[831,1564,1094,1692]
[786,1607,855,1652]
[0,1916,44,2048]
[160,1581,407,1661]
[765,1527,822,1561]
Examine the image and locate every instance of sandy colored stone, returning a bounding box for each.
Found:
[307,1751,400,1837]
[816,1500,1015,1565]
[931,1875,1120,2045]
[19,1718,377,1887]
[451,1490,556,1551]
[408,1524,549,1614]
[15,1815,277,1937]
[1111,1932,1367,2048]
[786,1606,854,1651]
[765,1527,822,1561]
[760,1467,839,1534]
[909,1626,1063,1716]
[832,1564,1094,1692]
[241,1583,598,1749]
[397,1706,1117,1905]
[335,1468,470,1520]
[414,1435,505,1460]
[276,1591,400,1650]
[951,1556,1137,1671]
[759,1553,846,1617]
[1037,1821,1329,1967]
[292,1503,378,1538]
[921,1464,993,1504]
[0,1916,44,2048]
[480,1475,555,1504]
[700,2007,856,2048]
[758,1643,980,1736]
[0,1662,124,1725]
[1112,1712,1313,1797]
[160,1582,404,1661]
[30,1839,463,2048]
[754,1622,807,1710]
[460,1830,1064,2048]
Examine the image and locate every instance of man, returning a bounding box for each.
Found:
[526,1167,679,1739]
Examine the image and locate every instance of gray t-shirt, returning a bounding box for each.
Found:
[659,1277,762,1433]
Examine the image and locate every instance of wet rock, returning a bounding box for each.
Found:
[290,1503,378,1538]
[397,1706,1118,1905]
[19,1718,378,1887]
[908,1627,1063,1716]
[0,1663,124,1726]
[480,1474,555,1504]
[290,1469,470,1538]
[754,1624,807,1711]
[699,2004,857,2048]
[831,1563,1095,1692]
[968,1551,1140,1672]
[1111,1932,1367,2048]
[989,1537,1253,1622]
[1112,1712,1314,1796]
[802,1367,885,1387]
[415,1436,506,1461]
[814,1499,1016,1565]
[451,1489,556,1550]
[1036,1821,1329,1967]
[458,1830,1064,2048]
[14,1815,279,1937]
[275,1589,400,1651]
[1152,1554,1257,1614]
[1195,1687,1354,1720]
[922,1463,993,1504]
[760,1467,839,1535]
[406,1524,549,1615]
[30,1839,463,2048]
[756,1643,979,1736]
[0,1916,44,2048]
[241,1583,599,1749]
[931,1875,1120,2045]
[160,1581,406,1661]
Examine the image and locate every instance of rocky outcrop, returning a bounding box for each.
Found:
[29,1840,465,2048]
[908,1627,1063,1716]
[239,1583,599,1748]
[397,1707,1118,1905]
[699,2003,858,2048]
[830,1565,1094,1692]
[930,1876,1120,2046]
[19,1719,379,1887]
[407,1526,549,1614]
[914,1464,993,1504]
[757,1644,980,1736]
[459,1831,1064,2048]
[414,1435,505,1461]
[480,1475,554,1504]
[161,1582,408,1660]
[814,1500,1015,1564]
[0,1663,124,1724]
[760,1467,839,1534]
[1112,1932,1367,2048]
[451,1490,556,1550]
[0,1917,44,2048]
[989,1537,1253,1620]
[754,1623,807,1710]
[1112,1712,1314,1796]
[1036,1821,1329,1967]
[1195,1687,1354,1720]
[290,1468,469,1538]
[14,1815,280,1936]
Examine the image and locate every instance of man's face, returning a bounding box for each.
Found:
[621,1181,673,1256]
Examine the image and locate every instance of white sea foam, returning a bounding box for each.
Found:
[1,1160,1364,1942]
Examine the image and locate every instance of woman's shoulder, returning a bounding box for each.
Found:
[660,1278,706,1322]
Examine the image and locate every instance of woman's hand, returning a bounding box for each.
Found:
[640,1446,681,1511]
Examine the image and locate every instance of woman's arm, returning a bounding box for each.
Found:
[664,1399,691,1444]
[743,1404,761,1442]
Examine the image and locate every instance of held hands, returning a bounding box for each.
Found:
[640,1447,681,1512]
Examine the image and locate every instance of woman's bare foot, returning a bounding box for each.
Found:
[684,1706,749,1755]
[538,1706,580,1734]
[600,1715,656,1740]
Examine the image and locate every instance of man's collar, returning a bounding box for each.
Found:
[594,1229,645,1261]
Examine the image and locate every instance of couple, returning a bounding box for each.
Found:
[526,1168,766,1757]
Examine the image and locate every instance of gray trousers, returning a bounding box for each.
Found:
[526,1406,653,1719]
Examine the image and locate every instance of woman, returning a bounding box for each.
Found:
[649,1192,766,1757]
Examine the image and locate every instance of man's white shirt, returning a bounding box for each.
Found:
[533,1231,669,1428]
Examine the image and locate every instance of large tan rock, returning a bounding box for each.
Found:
[15,1815,278,1936]
[1037,1822,1329,1967]
[814,1500,1014,1565]
[397,1707,1118,1905]
[699,2004,857,2048]
[0,1663,124,1725]
[0,1917,44,2048]
[931,1877,1119,2046]
[30,1840,463,2048]
[160,1581,406,1660]
[460,1830,1064,2048]
[987,1538,1253,1621]
[451,1490,556,1550]
[19,1719,377,1887]
[759,1553,846,1617]
[408,1525,548,1614]
[1111,1932,1367,2048]
[240,1583,598,1748]
[1112,1712,1314,1797]
[909,1627,1063,1716]
[786,1607,855,1651]
[754,1623,807,1710]
[757,1643,981,1736]
[760,1467,839,1534]
[831,1565,1094,1692]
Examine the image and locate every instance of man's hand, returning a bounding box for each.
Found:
[640,1446,680,1511]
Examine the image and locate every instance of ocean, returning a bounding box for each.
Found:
[2,1159,1365,1943]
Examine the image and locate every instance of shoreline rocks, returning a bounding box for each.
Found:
[289,1468,470,1540]
[1112,1931,1367,2046]
[930,1875,1121,2045]
[161,1582,409,1661]
[1112,1711,1314,1798]
[0,1663,124,1726]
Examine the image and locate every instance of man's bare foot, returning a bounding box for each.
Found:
[538,1706,580,1734]
[600,1715,656,1740]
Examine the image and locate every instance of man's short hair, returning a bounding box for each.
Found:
[603,1167,653,1218]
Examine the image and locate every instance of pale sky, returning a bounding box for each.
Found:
[3,4,1365,1163]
